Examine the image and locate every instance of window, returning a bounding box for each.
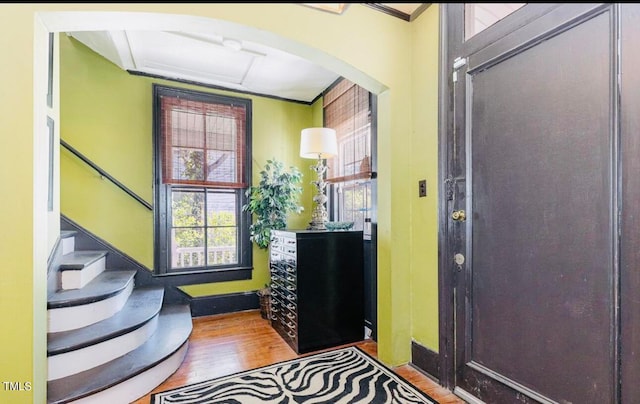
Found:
[464,3,526,40]
[153,85,252,275]
[324,79,374,239]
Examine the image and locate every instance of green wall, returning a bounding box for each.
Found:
[410,5,441,351]
[60,35,316,296]
[0,4,440,402]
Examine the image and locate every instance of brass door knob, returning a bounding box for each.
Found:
[451,210,466,222]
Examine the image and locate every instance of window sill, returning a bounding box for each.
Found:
[152,266,253,286]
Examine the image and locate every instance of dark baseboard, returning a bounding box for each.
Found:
[190,291,260,317]
[411,340,440,382]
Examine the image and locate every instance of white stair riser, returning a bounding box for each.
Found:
[68,342,189,404]
[48,315,159,381]
[48,281,134,333]
[61,237,75,255]
[60,257,106,290]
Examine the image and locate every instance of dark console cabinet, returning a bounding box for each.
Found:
[269,229,364,354]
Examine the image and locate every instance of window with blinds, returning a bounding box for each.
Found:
[160,96,247,188]
[153,85,252,276]
[324,79,374,238]
[324,79,372,183]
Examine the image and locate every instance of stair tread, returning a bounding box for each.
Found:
[60,230,76,239]
[59,250,107,271]
[47,270,136,309]
[47,304,193,404]
[48,286,165,356]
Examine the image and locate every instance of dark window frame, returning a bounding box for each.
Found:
[152,84,252,277]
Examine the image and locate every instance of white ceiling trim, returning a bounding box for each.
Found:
[110,31,136,70]
[41,10,390,103]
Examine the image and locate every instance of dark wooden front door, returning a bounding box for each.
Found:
[441,4,632,403]
[620,4,640,403]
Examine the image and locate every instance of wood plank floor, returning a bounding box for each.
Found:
[132,310,465,403]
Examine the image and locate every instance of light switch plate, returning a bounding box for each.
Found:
[418,180,427,197]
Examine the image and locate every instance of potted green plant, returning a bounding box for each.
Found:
[242,158,304,249]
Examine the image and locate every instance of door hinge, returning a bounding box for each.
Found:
[452,57,467,83]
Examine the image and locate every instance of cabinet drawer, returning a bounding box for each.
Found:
[272,288,296,305]
[270,251,286,265]
[270,250,280,261]
[283,317,297,333]
[269,297,281,320]
[281,288,296,303]
[281,281,296,294]
[270,289,286,304]
[273,272,296,289]
[281,306,297,324]
[282,243,296,256]
[270,235,285,249]
[281,272,296,285]
[280,299,296,314]
[282,260,296,275]
[273,319,297,346]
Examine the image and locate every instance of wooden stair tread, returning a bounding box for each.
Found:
[47,270,136,309]
[47,304,193,404]
[47,286,164,356]
[58,250,107,271]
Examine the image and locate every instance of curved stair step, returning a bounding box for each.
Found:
[47,303,193,404]
[47,270,136,333]
[48,270,136,308]
[48,286,165,381]
[48,286,164,355]
[59,250,107,290]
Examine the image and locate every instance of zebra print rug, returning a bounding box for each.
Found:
[151,346,438,403]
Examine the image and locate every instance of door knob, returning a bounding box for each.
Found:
[451,210,466,222]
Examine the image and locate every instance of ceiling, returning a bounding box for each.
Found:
[67,4,429,104]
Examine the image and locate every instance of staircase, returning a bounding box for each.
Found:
[46,229,193,403]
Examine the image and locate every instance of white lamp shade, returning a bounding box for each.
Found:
[300,127,338,159]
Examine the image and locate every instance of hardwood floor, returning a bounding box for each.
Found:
[132,310,465,403]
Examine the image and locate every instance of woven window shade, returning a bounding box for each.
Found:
[323,79,371,183]
[160,96,246,188]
